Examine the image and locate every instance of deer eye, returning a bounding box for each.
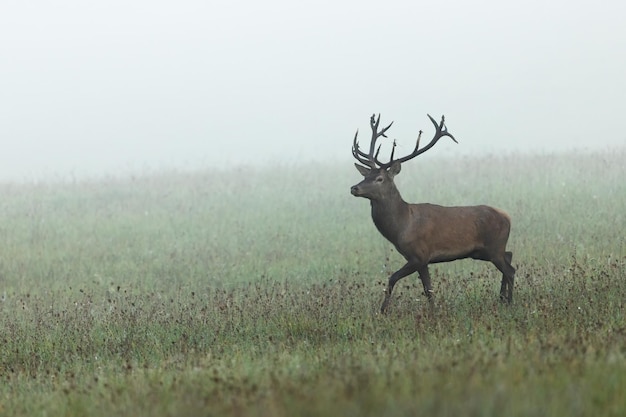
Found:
[375,176,384,183]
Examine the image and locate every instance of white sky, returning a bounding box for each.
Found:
[1,0,625,181]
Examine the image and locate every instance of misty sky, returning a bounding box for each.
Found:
[1,0,625,181]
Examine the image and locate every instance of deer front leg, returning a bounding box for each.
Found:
[381,262,419,313]
[417,265,434,300]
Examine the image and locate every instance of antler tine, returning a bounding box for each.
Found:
[352,129,375,167]
[389,140,397,162]
[367,114,379,158]
[367,114,393,160]
[427,114,458,144]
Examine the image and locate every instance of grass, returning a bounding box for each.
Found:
[0,149,625,416]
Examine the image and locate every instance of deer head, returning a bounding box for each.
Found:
[350,114,457,200]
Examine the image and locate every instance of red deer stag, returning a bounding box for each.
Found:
[351,114,515,313]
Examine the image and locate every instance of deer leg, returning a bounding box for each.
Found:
[495,251,515,303]
[381,262,419,313]
[417,265,434,300]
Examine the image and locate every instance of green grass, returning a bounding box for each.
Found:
[0,149,625,416]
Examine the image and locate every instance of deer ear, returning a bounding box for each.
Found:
[354,163,371,176]
[388,161,401,177]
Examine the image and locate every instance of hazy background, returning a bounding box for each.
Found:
[1,0,624,181]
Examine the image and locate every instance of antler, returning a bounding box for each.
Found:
[352,114,394,168]
[383,114,457,167]
[352,114,457,169]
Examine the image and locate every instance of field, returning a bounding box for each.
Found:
[1,149,625,416]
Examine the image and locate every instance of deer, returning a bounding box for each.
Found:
[351,114,515,313]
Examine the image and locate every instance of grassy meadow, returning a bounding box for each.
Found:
[0,149,625,416]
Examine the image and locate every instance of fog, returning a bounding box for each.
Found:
[1,0,625,181]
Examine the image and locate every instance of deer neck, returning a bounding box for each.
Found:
[370,187,408,242]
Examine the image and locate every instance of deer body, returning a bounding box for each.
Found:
[351,114,515,312]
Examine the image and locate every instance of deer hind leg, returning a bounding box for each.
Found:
[495,251,515,303]
[381,262,419,314]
